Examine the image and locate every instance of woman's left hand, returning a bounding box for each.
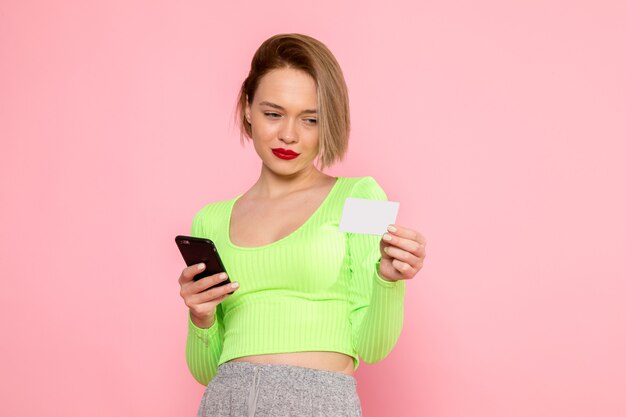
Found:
[378,224,427,282]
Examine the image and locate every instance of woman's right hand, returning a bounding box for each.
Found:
[178,263,238,329]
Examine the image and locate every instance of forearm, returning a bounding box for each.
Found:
[355,270,406,363]
[185,311,224,385]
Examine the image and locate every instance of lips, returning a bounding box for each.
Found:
[272,148,300,160]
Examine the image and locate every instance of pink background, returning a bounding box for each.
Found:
[1,1,625,416]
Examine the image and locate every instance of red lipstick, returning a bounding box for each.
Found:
[272,148,300,160]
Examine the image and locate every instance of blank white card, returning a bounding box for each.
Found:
[339,197,400,235]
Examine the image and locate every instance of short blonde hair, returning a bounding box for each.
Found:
[235,33,350,171]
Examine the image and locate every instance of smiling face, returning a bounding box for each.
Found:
[245,67,320,177]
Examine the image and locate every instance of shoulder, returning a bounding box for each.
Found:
[190,196,238,237]
[340,176,388,201]
[194,197,236,216]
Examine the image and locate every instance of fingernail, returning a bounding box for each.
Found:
[220,273,228,280]
[198,263,205,270]
[383,233,392,242]
[383,246,389,253]
[387,225,397,233]
[231,282,239,289]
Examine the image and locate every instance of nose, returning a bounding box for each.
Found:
[278,118,298,143]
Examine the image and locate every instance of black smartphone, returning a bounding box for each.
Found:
[175,235,234,293]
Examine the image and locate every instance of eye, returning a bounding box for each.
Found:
[263,112,281,119]
[304,118,318,125]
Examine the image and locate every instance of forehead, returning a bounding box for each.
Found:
[253,68,317,109]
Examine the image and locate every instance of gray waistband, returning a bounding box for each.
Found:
[216,361,356,388]
[209,361,359,417]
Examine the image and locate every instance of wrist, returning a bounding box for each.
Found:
[189,311,215,329]
[376,258,395,282]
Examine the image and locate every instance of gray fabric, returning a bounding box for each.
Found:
[196,361,362,417]
[247,366,261,416]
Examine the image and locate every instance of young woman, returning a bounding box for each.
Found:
[178,33,427,416]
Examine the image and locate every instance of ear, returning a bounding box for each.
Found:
[244,98,251,124]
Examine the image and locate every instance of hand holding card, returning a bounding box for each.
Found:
[339,196,427,282]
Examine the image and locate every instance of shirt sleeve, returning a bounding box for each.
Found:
[347,176,406,369]
[185,306,225,385]
[184,210,226,385]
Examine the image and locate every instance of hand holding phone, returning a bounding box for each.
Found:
[175,235,232,287]
[176,235,238,328]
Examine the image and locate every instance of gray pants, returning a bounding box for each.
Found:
[197,361,362,417]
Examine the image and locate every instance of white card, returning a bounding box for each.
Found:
[339,197,400,235]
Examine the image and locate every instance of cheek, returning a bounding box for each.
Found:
[251,121,277,141]
[304,132,320,150]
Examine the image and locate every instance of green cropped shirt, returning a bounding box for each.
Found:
[186,176,406,385]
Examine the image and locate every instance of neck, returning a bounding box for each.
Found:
[252,165,327,199]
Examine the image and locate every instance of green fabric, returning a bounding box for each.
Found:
[186,176,406,385]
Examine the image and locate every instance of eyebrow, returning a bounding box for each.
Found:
[258,101,317,115]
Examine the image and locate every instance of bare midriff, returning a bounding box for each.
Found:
[229,351,355,376]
